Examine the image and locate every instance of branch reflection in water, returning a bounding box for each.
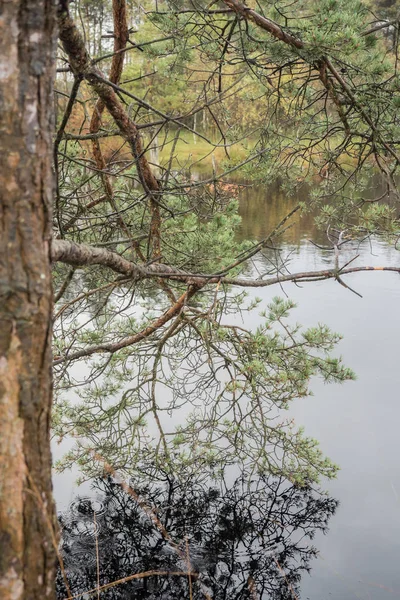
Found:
[57,468,337,599]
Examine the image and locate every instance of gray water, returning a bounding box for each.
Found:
[54,179,400,599]
[238,182,400,599]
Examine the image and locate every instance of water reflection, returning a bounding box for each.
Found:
[237,173,395,247]
[53,172,400,599]
[57,472,337,599]
[237,180,321,245]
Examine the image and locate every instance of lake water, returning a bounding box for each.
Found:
[238,181,400,599]
[55,179,400,599]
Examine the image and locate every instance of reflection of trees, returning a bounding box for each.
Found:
[57,471,337,599]
[237,180,318,246]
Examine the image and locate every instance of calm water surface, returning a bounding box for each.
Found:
[55,180,400,599]
[238,181,400,599]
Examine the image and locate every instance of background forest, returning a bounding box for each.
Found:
[1,0,399,598]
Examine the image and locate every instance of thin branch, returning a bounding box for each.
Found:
[62,570,199,600]
[58,3,162,257]
[53,286,197,364]
[52,239,400,288]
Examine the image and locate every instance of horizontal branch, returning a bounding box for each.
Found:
[51,239,191,280]
[362,20,397,37]
[52,238,400,362]
[52,239,400,289]
[62,120,162,140]
[91,35,175,64]
[146,8,233,15]
[52,239,145,277]
[222,265,400,286]
[52,239,400,286]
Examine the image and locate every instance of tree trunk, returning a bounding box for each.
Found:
[0,1,57,599]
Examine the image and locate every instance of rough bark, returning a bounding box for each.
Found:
[51,238,191,281]
[52,239,147,278]
[0,1,57,599]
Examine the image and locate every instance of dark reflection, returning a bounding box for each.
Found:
[236,174,394,246]
[237,180,320,245]
[57,472,337,599]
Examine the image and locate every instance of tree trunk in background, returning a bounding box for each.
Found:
[0,1,57,599]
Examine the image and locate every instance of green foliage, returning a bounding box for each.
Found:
[54,296,354,485]
[54,0,400,491]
